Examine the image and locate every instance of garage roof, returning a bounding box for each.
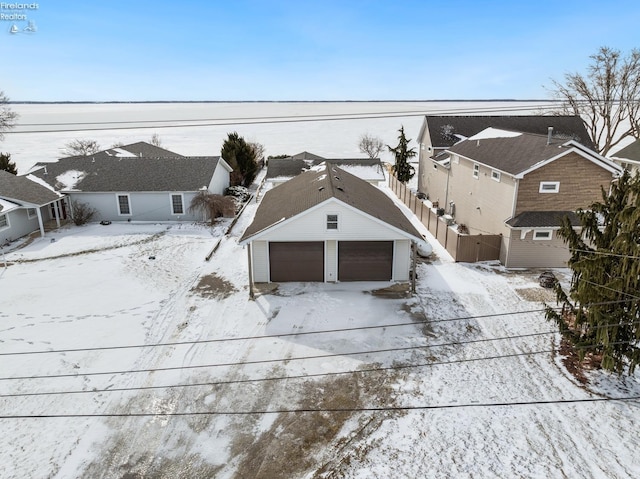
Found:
[240,163,422,242]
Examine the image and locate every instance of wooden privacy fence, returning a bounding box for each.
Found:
[389,174,501,263]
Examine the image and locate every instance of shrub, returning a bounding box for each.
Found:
[71,201,96,225]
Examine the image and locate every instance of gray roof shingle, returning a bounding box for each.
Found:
[241,164,421,242]
[613,139,640,162]
[266,151,383,180]
[0,170,60,206]
[30,156,223,192]
[506,211,581,228]
[448,131,612,176]
[424,115,595,150]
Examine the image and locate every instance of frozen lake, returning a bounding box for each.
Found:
[3,101,551,174]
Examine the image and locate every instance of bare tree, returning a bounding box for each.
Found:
[189,191,236,223]
[548,47,640,155]
[61,139,101,157]
[358,133,385,159]
[150,133,162,147]
[0,91,19,140]
[248,141,265,167]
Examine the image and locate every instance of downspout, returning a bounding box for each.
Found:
[505,177,520,267]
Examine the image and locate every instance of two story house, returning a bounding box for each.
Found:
[429,127,622,268]
[416,115,594,197]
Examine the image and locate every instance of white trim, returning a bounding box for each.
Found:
[533,229,553,240]
[515,145,622,179]
[170,193,185,215]
[472,163,479,179]
[491,170,501,182]
[116,193,132,216]
[539,181,560,193]
[239,197,422,245]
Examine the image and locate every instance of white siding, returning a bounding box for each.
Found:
[251,240,269,283]
[208,162,231,195]
[393,239,411,281]
[257,201,408,242]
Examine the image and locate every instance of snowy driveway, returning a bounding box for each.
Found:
[1,213,639,478]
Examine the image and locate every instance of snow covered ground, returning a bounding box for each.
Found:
[1,102,640,478]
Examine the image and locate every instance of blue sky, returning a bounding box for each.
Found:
[3,0,640,101]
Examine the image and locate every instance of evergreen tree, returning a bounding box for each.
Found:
[388,126,416,183]
[546,170,640,374]
[0,152,17,174]
[221,132,259,187]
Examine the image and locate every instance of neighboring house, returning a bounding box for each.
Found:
[610,139,640,174]
[0,170,65,243]
[266,151,386,188]
[240,163,423,283]
[416,115,594,196]
[425,127,622,268]
[29,143,233,222]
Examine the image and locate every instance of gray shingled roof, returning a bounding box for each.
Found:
[30,156,223,192]
[449,131,610,176]
[613,139,640,162]
[506,211,581,228]
[113,142,185,158]
[424,116,595,150]
[0,170,60,206]
[241,164,422,242]
[266,152,383,180]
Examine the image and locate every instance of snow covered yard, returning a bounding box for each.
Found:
[1,102,639,478]
[1,197,639,478]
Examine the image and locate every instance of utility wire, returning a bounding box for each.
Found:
[1,300,635,358]
[5,103,566,134]
[2,395,639,419]
[4,320,639,383]
[0,340,634,399]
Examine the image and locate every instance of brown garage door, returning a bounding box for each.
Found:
[269,242,324,282]
[338,241,393,281]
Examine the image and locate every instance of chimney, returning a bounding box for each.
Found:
[547,126,554,145]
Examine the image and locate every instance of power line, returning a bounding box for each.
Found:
[1,300,635,358]
[1,340,633,399]
[5,319,639,383]
[5,103,566,134]
[0,329,557,381]
[1,395,639,419]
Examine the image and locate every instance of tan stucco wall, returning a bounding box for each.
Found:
[447,154,516,236]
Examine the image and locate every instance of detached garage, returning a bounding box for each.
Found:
[239,163,424,284]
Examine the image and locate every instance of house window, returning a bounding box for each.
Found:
[326,214,338,230]
[539,181,560,193]
[117,194,131,215]
[0,214,7,229]
[491,170,501,182]
[27,208,37,219]
[533,230,553,240]
[473,163,479,179]
[171,194,184,215]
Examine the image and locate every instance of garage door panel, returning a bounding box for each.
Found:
[269,242,324,282]
[338,241,393,281]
